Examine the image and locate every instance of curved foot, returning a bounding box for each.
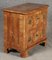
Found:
[20,51,28,58]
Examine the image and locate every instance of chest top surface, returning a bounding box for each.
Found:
[3,3,48,14]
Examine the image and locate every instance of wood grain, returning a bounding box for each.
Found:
[3,3,48,57]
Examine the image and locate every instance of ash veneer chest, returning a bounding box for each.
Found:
[3,3,48,57]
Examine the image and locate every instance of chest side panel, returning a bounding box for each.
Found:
[4,11,21,50]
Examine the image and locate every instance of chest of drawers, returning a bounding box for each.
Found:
[3,3,48,57]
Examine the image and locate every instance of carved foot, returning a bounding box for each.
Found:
[20,51,28,58]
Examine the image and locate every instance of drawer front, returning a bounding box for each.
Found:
[26,10,47,47]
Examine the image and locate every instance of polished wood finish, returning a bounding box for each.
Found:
[3,3,48,57]
[3,3,48,14]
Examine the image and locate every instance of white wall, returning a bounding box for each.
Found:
[0,0,27,16]
[0,0,26,8]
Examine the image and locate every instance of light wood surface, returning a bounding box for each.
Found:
[3,3,48,57]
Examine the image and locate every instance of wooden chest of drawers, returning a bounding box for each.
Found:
[3,3,48,57]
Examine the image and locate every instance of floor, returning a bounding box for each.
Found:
[0,10,52,60]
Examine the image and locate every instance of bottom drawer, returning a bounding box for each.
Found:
[27,34,46,48]
[27,29,46,47]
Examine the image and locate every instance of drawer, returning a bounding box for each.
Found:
[26,10,44,31]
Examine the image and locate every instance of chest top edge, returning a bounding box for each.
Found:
[3,3,49,15]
